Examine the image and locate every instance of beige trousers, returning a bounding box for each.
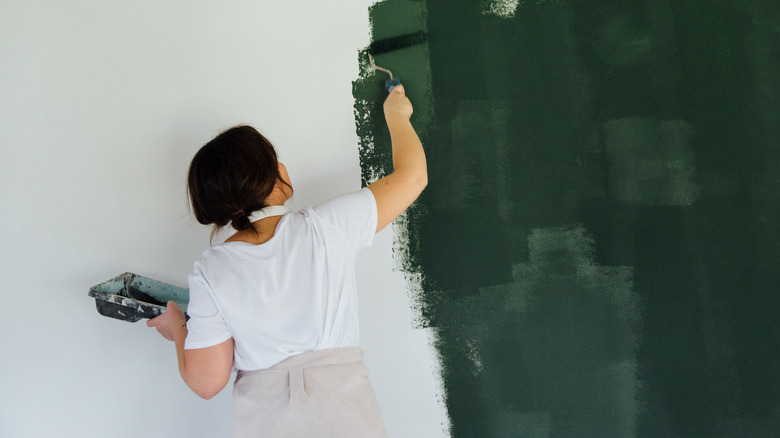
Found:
[231,347,388,438]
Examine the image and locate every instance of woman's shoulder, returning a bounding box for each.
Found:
[310,188,375,217]
[307,188,377,250]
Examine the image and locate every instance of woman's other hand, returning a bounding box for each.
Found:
[147,301,186,341]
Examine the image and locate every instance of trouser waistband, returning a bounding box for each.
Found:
[236,347,364,379]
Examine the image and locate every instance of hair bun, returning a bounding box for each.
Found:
[231,209,252,231]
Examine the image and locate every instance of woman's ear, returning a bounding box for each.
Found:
[278,162,290,184]
[275,162,293,200]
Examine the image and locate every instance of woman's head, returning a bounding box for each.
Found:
[187,125,291,233]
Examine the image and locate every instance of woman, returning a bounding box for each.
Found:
[148,85,426,437]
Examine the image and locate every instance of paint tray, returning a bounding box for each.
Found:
[88,272,189,323]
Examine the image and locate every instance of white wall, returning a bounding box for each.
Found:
[0,1,447,436]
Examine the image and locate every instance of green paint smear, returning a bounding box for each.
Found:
[353,1,780,436]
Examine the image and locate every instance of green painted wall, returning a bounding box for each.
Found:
[353,1,780,436]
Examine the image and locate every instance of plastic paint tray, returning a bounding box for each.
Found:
[88,272,189,322]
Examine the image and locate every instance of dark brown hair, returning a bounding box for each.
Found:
[187,125,286,235]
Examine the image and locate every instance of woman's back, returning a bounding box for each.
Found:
[185,189,378,371]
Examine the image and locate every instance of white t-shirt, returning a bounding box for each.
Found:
[184,188,378,371]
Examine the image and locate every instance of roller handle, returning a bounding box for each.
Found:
[386,79,401,92]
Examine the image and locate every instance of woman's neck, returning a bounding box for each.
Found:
[225,215,284,245]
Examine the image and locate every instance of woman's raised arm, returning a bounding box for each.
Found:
[367,85,428,233]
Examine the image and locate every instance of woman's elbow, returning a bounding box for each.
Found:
[181,366,230,400]
[196,388,220,400]
[415,172,428,195]
[180,340,234,400]
[190,380,228,400]
[409,166,427,192]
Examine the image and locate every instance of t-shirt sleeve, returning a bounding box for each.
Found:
[184,267,233,350]
[311,187,378,252]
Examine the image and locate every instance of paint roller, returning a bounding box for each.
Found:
[367,31,427,92]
